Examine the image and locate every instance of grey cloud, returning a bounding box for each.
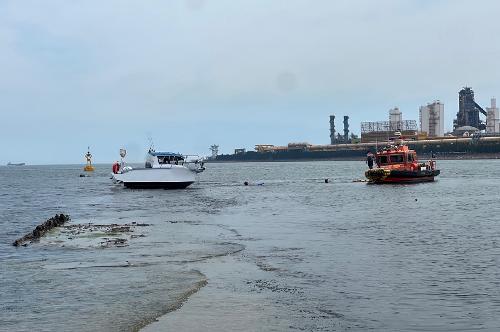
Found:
[1,0,499,163]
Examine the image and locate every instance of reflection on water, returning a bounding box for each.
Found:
[1,160,500,331]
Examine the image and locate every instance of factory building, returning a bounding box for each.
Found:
[454,87,487,132]
[419,101,445,137]
[486,98,500,134]
[361,108,419,143]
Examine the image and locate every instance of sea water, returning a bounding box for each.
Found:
[1,160,500,331]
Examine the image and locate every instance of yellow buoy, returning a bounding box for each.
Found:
[84,147,95,172]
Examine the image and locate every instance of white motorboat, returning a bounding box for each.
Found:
[112,149,205,189]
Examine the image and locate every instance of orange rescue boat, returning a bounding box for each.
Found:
[365,136,440,184]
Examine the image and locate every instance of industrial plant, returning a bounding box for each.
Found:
[420,101,445,138]
[453,87,500,136]
[215,86,500,161]
[361,107,419,143]
[330,115,357,144]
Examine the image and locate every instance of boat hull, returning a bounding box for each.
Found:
[124,181,194,189]
[366,169,440,184]
[113,166,197,189]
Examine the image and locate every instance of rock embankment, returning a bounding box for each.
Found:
[13,214,70,247]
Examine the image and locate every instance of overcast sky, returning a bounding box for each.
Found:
[1,0,500,164]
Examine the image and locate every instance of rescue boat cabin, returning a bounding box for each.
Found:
[376,144,437,172]
[376,145,417,168]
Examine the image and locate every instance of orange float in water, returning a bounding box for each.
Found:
[84,147,95,172]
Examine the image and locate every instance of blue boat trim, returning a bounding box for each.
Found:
[148,151,183,157]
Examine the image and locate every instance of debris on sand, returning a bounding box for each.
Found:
[100,237,128,248]
[13,217,150,249]
[13,214,70,247]
[57,222,150,248]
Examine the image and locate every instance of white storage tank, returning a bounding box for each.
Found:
[389,107,403,131]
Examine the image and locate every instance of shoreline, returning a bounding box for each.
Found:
[135,277,208,332]
[140,254,290,332]
[209,153,500,163]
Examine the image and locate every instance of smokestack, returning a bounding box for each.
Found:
[343,116,349,142]
[330,115,336,144]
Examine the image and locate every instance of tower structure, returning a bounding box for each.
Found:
[209,145,219,159]
[454,87,487,131]
[343,116,349,142]
[420,101,444,137]
[389,107,403,131]
[329,115,336,144]
[486,98,500,133]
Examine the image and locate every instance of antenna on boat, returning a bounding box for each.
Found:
[147,135,155,153]
[119,148,127,169]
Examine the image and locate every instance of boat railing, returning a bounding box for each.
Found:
[421,160,436,171]
[183,155,205,163]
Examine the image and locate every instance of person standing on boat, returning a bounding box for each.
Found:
[366,151,374,169]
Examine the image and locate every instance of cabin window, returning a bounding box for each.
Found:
[158,156,173,164]
[389,154,404,163]
[157,155,184,165]
[378,156,388,164]
[407,154,414,162]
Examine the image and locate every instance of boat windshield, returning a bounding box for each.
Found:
[378,156,388,165]
[378,154,407,165]
[389,154,404,163]
[158,156,184,165]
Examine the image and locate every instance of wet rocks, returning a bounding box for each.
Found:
[247,279,302,295]
[100,238,128,248]
[12,218,150,248]
[13,214,70,247]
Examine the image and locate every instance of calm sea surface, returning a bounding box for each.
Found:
[1,160,500,331]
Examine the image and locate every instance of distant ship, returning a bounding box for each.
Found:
[7,162,26,166]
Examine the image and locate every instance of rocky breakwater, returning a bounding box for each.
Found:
[13,214,70,247]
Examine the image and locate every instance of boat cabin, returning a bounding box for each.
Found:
[376,145,418,167]
[145,151,185,168]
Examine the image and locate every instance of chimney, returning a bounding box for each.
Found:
[330,115,336,144]
[343,116,349,142]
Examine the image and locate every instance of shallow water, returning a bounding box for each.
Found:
[1,160,500,331]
